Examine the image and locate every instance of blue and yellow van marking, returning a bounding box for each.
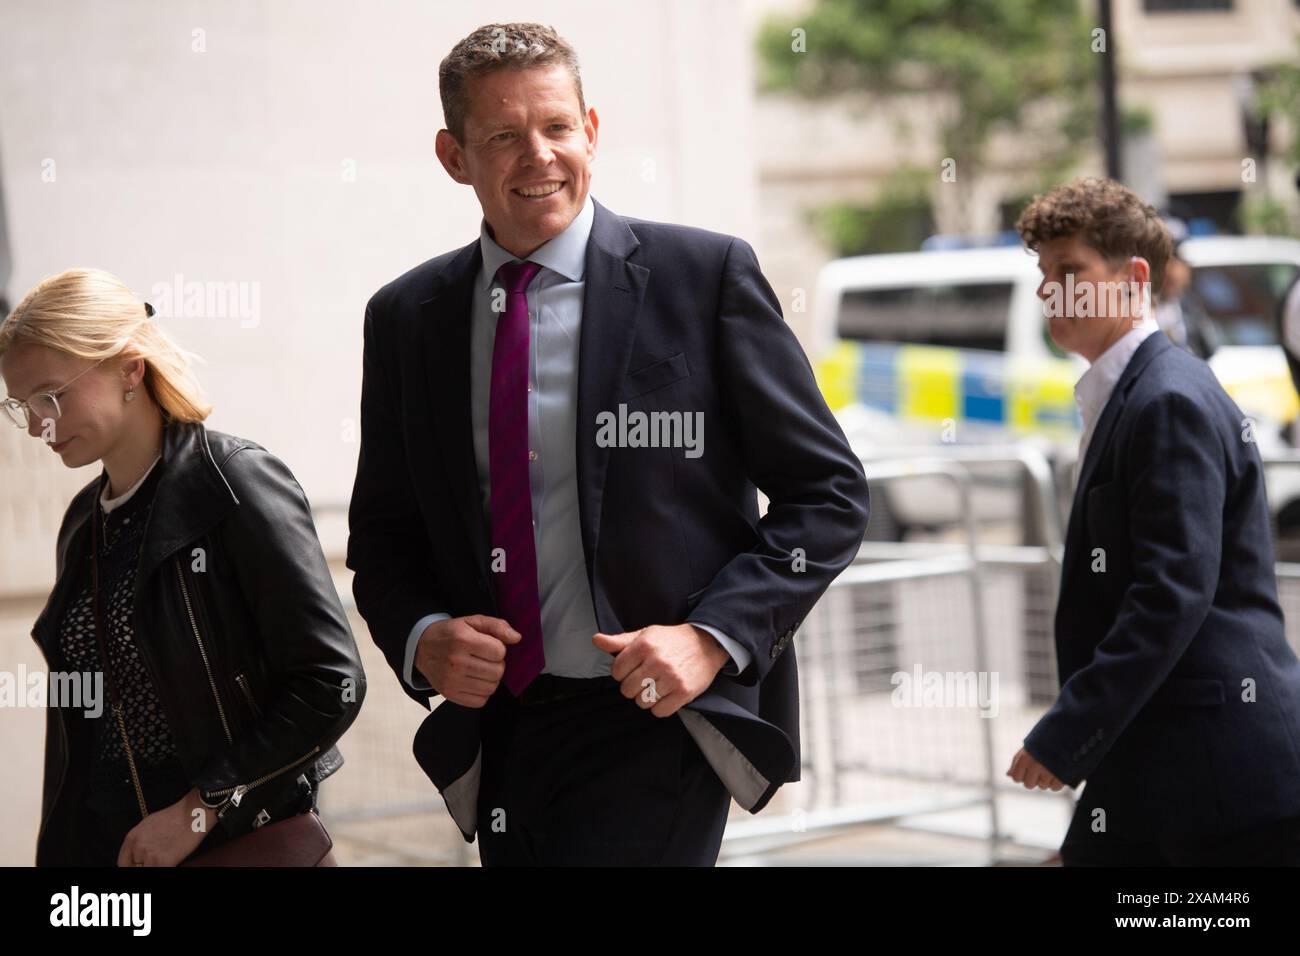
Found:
[815,341,1081,436]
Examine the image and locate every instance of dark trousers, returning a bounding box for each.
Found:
[474,674,731,866]
[1060,803,1300,866]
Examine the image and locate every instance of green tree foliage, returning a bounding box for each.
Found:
[758,0,1098,249]
[1258,43,1300,170]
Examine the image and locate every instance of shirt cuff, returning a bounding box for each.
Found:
[689,621,750,677]
[404,613,450,691]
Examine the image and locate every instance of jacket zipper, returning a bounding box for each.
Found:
[201,745,321,817]
[174,555,233,745]
[173,554,316,822]
[235,671,263,719]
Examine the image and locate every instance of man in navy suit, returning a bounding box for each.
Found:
[345,22,869,865]
[1008,177,1300,865]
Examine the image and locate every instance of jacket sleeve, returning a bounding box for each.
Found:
[685,237,871,686]
[345,294,445,708]
[193,444,367,832]
[1023,391,1225,785]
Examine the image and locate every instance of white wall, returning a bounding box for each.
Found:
[0,0,759,593]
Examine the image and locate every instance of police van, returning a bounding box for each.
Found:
[812,236,1300,539]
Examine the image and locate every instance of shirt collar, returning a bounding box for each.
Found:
[1074,316,1161,422]
[477,191,595,291]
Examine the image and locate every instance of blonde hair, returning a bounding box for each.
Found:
[0,267,212,422]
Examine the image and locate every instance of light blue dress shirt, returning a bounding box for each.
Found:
[402,193,750,690]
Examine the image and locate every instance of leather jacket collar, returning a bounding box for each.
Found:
[41,417,240,632]
[133,417,241,588]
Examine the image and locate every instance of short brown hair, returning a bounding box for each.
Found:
[1016,177,1172,293]
[439,22,585,145]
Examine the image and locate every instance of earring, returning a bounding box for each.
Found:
[124,389,136,403]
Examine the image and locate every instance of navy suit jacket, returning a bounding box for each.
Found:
[1026,331,1300,839]
[346,197,870,838]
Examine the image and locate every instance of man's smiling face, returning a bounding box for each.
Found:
[436,64,598,259]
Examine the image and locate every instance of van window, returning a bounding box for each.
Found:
[1188,262,1300,347]
[836,281,1013,352]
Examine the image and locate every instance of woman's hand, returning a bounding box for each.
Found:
[116,787,218,867]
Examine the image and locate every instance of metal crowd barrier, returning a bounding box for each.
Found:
[718,446,1074,864]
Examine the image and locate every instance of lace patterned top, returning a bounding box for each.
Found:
[56,455,185,808]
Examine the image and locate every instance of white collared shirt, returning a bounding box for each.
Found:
[1074,316,1161,471]
[100,454,162,514]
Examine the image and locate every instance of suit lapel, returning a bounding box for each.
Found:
[419,241,494,594]
[1060,332,1170,586]
[574,200,649,615]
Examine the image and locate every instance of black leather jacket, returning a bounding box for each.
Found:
[30,418,366,865]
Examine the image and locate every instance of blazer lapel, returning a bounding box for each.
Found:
[1060,331,1170,585]
[419,241,494,596]
[574,199,649,620]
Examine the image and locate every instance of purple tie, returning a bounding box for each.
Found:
[490,260,545,695]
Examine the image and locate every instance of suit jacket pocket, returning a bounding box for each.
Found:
[1129,704,1223,833]
[625,352,689,399]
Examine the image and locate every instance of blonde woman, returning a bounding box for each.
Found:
[0,268,365,866]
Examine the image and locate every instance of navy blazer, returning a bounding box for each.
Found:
[1025,331,1300,840]
[346,197,870,839]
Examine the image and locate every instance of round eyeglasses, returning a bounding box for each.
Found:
[1,357,108,429]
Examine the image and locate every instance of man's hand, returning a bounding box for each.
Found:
[116,787,216,867]
[593,624,730,717]
[415,615,521,707]
[1006,746,1067,791]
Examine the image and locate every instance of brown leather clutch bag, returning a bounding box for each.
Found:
[180,809,338,867]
